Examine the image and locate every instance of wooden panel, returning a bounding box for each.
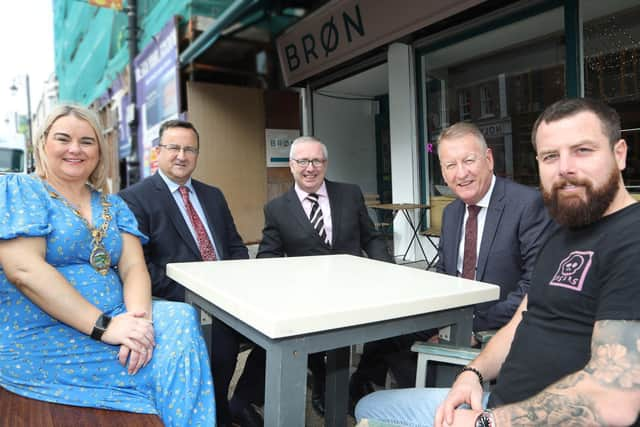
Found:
[264,90,300,129]
[0,386,163,427]
[187,82,266,243]
[429,195,455,233]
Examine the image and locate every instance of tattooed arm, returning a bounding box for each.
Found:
[492,319,640,427]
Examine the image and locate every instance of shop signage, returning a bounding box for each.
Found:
[265,129,300,167]
[276,0,486,86]
[134,18,180,178]
[478,118,512,140]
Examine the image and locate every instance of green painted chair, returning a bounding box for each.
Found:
[411,330,495,389]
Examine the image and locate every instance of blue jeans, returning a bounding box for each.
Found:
[355,388,491,427]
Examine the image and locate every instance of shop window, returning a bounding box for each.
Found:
[458,89,472,121]
[420,7,565,192]
[583,1,640,189]
[480,84,495,118]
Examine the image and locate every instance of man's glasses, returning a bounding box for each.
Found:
[291,158,326,168]
[158,144,199,156]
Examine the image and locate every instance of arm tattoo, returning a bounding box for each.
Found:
[584,320,640,389]
[496,390,602,426]
[494,320,640,426]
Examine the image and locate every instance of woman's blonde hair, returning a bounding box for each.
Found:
[34,104,109,193]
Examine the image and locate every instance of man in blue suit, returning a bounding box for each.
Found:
[119,120,249,427]
[350,121,554,399]
[435,121,554,332]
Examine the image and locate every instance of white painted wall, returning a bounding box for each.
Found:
[312,94,378,195]
[388,43,437,263]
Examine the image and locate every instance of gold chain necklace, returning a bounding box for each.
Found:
[47,186,113,275]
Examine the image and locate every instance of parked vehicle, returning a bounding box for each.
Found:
[0,134,27,174]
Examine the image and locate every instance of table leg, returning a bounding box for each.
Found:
[324,346,350,427]
[449,308,474,346]
[264,344,308,427]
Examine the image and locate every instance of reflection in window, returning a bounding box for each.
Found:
[584,3,640,188]
[458,90,472,121]
[480,84,495,118]
[421,8,565,194]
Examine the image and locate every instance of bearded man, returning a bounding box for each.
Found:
[355,97,640,427]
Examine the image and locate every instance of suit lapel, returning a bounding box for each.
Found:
[448,200,465,275]
[285,186,330,248]
[285,187,315,233]
[476,177,505,280]
[326,181,340,247]
[152,174,201,259]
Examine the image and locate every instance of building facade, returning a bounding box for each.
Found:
[276,0,640,260]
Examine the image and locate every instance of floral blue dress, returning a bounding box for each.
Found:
[0,174,216,426]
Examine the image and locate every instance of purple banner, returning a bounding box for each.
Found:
[134,18,180,178]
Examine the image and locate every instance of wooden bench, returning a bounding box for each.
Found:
[0,386,164,427]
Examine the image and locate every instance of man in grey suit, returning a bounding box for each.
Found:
[229,136,393,423]
[350,121,554,399]
[257,137,392,261]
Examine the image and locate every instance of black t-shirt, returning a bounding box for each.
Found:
[489,202,640,410]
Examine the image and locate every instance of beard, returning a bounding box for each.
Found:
[542,166,620,228]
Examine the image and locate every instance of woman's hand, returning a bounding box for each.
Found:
[101,311,155,374]
[118,344,154,375]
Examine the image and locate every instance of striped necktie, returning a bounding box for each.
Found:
[307,193,330,246]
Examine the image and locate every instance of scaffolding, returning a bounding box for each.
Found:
[53,0,234,105]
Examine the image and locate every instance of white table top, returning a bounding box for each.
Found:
[167,254,499,339]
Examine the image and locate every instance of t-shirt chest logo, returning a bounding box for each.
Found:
[549,250,594,291]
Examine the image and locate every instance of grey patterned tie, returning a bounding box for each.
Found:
[307,193,330,246]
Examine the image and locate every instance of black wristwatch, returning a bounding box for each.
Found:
[90,313,112,341]
[475,410,496,427]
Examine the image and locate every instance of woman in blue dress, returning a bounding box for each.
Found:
[0,104,216,426]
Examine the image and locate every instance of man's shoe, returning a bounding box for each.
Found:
[232,404,263,427]
[311,394,325,417]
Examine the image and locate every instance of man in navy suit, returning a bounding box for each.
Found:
[435,122,554,331]
[350,121,554,398]
[119,120,249,427]
[229,136,393,422]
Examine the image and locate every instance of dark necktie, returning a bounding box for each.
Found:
[462,205,481,279]
[179,186,217,261]
[307,193,330,246]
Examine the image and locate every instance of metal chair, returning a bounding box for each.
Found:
[411,330,495,389]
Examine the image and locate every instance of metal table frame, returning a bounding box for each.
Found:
[186,291,474,427]
[369,203,431,264]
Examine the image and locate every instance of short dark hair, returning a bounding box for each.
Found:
[531,98,621,150]
[158,119,200,148]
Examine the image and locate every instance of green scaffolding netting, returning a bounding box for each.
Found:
[53,0,235,105]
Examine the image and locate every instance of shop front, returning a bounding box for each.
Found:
[277,0,640,262]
